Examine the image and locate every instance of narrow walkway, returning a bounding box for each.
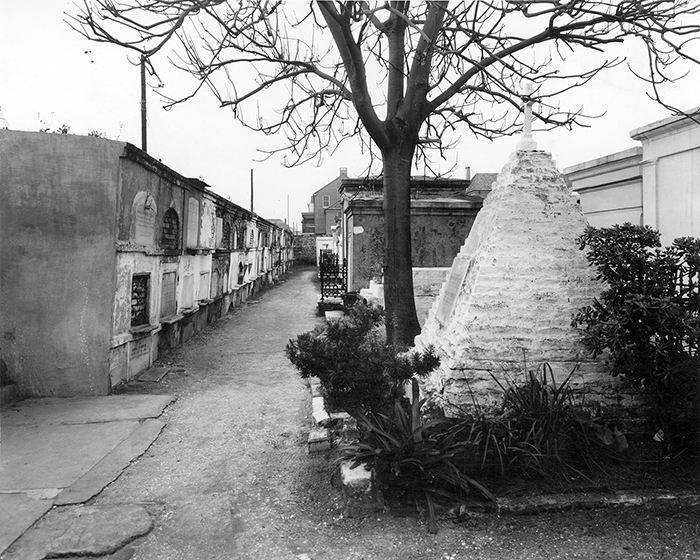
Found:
[7,266,700,560]
[92,266,340,559]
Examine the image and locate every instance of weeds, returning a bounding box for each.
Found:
[339,363,628,532]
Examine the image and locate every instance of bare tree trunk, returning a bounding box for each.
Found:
[382,148,421,347]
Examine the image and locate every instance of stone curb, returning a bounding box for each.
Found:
[302,379,379,516]
[305,380,331,454]
[340,461,381,518]
[491,489,700,515]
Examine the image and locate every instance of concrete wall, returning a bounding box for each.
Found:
[0,131,124,396]
[565,147,643,228]
[413,267,451,327]
[565,110,700,244]
[345,200,384,291]
[631,111,700,242]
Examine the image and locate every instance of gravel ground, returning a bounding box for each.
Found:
[85,266,700,560]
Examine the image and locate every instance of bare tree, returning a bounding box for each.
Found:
[70,0,700,346]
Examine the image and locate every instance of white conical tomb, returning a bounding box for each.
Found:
[415,149,609,413]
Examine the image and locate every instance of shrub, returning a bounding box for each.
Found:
[573,224,700,452]
[285,301,439,416]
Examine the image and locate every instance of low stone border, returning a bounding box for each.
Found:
[304,378,378,517]
[492,489,700,515]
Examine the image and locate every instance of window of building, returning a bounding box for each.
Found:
[160,208,180,250]
[131,274,150,327]
[160,271,177,318]
[322,195,331,208]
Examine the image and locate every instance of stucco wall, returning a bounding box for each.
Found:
[565,110,700,244]
[0,131,124,396]
[346,199,480,292]
[118,156,186,247]
[565,147,643,229]
[632,114,700,242]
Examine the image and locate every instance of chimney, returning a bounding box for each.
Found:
[340,167,348,178]
[465,166,471,181]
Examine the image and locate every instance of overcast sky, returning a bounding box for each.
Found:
[2,2,698,230]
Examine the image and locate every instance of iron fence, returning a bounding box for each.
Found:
[319,250,347,301]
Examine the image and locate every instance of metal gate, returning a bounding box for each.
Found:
[319,250,347,301]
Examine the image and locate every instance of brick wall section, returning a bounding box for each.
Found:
[415,150,641,425]
[131,275,149,326]
[160,208,180,250]
[294,234,317,264]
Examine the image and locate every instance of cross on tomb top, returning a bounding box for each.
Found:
[516,82,538,151]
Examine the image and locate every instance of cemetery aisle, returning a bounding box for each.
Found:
[5,265,699,560]
[88,264,342,560]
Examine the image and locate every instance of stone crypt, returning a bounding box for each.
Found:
[414,93,616,416]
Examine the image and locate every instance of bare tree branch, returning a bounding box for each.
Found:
[68,0,700,344]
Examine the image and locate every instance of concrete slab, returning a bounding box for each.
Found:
[311,396,330,426]
[55,418,166,505]
[0,394,173,557]
[1,394,175,427]
[0,421,140,491]
[2,504,153,560]
[136,366,170,383]
[0,494,53,555]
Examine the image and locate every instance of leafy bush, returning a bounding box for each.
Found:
[285,301,439,416]
[572,224,700,452]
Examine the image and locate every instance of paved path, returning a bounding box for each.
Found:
[5,266,700,560]
[90,266,333,560]
[0,394,174,558]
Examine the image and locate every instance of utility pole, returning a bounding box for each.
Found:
[140,54,147,152]
[250,169,254,213]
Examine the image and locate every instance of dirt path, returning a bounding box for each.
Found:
[93,266,700,560]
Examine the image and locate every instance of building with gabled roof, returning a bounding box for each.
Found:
[303,167,348,236]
